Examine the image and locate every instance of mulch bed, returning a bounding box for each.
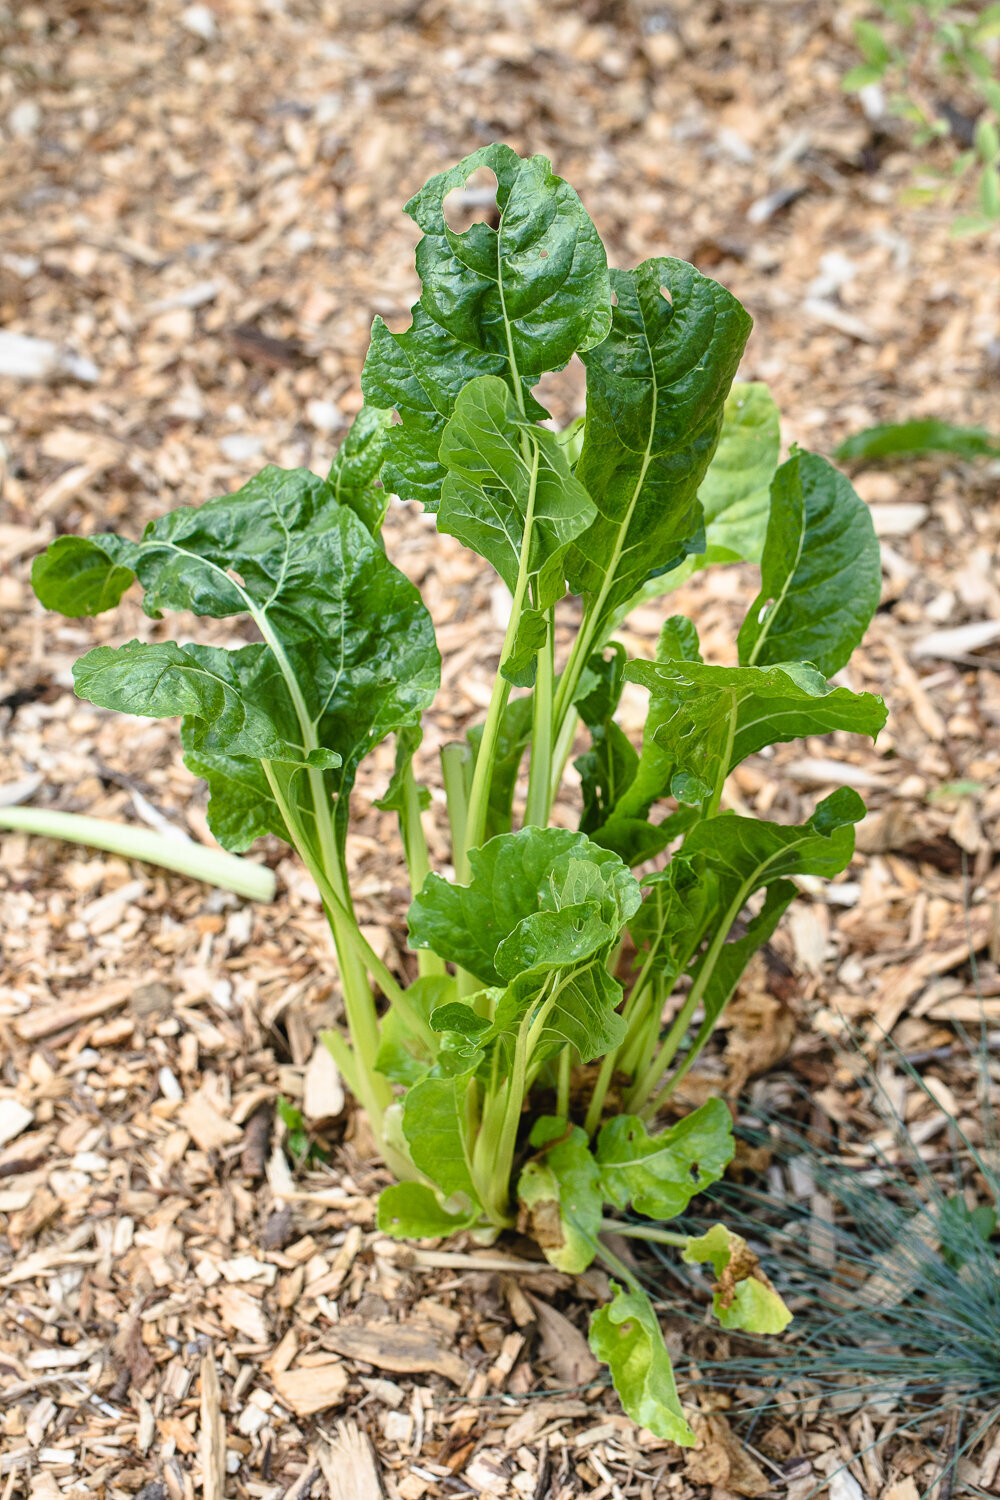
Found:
[1,1,999,1495]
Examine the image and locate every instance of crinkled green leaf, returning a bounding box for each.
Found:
[438,375,596,609]
[623,657,886,804]
[682,1223,793,1333]
[34,467,440,853]
[502,607,549,689]
[517,1117,602,1273]
[362,144,611,510]
[408,827,641,987]
[683,786,866,891]
[620,381,780,616]
[737,450,881,678]
[327,405,394,535]
[31,534,137,617]
[596,1098,734,1219]
[491,954,627,1063]
[408,143,612,377]
[589,1283,694,1445]
[568,258,751,630]
[377,1181,478,1239]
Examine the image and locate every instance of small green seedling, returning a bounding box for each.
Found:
[32,145,885,1437]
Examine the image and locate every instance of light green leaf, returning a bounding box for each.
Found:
[408,827,641,987]
[682,1224,793,1333]
[589,1283,694,1445]
[491,957,627,1063]
[439,375,596,611]
[737,450,881,678]
[375,975,451,1085]
[683,786,866,890]
[517,1117,602,1273]
[853,18,890,67]
[596,1099,734,1219]
[401,1049,483,1207]
[377,1182,478,1239]
[568,259,752,630]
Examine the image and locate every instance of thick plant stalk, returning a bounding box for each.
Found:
[0,806,275,902]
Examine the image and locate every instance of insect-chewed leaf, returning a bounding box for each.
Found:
[596,1099,734,1219]
[737,449,881,678]
[568,258,751,630]
[517,1117,602,1273]
[408,827,640,986]
[362,144,611,510]
[327,405,395,535]
[589,1283,695,1445]
[439,375,596,612]
[683,1223,793,1333]
[377,1181,478,1239]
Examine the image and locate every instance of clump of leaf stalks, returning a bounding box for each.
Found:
[30,144,886,1437]
[648,1030,1000,1488]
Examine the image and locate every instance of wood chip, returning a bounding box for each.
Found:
[315,1422,384,1500]
[321,1322,467,1385]
[272,1362,349,1417]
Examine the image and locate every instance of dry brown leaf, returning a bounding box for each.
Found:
[684,1413,770,1497]
[527,1295,600,1388]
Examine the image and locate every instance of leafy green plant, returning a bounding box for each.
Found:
[30,145,886,1437]
[844,1,1000,233]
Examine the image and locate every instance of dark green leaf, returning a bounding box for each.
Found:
[686,880,797,1050]
[568,258,752,629]
[835,419,1000,464]
[624,657,886,803]
[683,786,866,891]
[589,1283,694,1445]
[438,375,596,609]
[31,535,136,617]
[596,1099,734,1219]
[327,405,395,535]
[518,1117,602,1273]
[737,450,881,678]
[362,144,611,510]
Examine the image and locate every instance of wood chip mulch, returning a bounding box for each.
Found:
[1,0,999,1496]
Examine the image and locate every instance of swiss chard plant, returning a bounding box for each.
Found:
[32,144,886,1441]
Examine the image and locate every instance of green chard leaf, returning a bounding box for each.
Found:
[623,656,887,805]
[568,258,752,631]
[834,418,1000,464]
[400,1045,483,1210]
[375,975,451,1086]
[33,467,440,854]
[327,404,395,535]
[684,785,867,890]
[409,827,640,987]
[362,144,612,509]
[683,1224,792,1334]
[737,449,881,678]
[377,1181,478,1239]
[590,1283,694,1445]
[32,533,137,617]
[596,1098,734,1219]
[437,374,596,653]
[517,1117,602,1273]
[621,381,781,614]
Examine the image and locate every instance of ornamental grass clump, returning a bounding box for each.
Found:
[32,144,886,1437]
